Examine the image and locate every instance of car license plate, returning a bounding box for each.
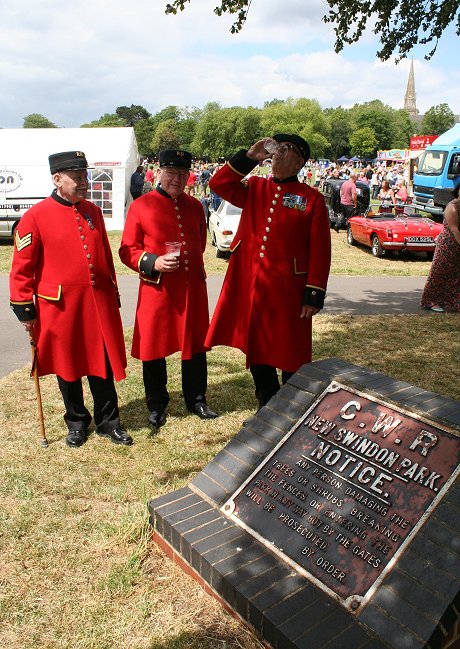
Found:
[406,236,434,243]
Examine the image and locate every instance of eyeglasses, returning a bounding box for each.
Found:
[161,168,189,178]
[59,170,88,181]
[264,139,303,158]
[277,142,302,157]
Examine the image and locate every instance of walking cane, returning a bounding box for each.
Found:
[29,332,48,448]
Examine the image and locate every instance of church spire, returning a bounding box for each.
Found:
[404,59,419,117]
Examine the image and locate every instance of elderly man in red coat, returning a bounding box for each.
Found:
[9,151,131,447]
[119,149,218,431]
[205,134,331,411]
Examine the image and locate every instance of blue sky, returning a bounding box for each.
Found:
[0,0,458,129]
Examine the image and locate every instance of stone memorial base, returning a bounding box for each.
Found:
[149,358,460,649]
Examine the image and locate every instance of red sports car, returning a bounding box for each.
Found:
[347,205,443,258]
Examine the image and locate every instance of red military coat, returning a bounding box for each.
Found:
[205,160,331,372]
[9,195,127,382]
[119,188,209,361]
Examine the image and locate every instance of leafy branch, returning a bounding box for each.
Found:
[323,0,460,61]
[165,0,252,33]
[164,0,460,61]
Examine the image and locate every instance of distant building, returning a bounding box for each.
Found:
[404,59,419,119]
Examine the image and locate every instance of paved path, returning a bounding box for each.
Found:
[0,274,427,378]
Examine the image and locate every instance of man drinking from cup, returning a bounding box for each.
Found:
[120,150,218,431]
[205,135,331,412]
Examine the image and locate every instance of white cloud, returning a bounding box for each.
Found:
[0,0,457,128]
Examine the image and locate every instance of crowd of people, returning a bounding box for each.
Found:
[305,159,411,197]
[132,154,412,206]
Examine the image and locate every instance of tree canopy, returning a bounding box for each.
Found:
[81,113,125,128]
[349,127,378,158]
[23,113,57,128]
[164,0,460,61]
[115,104,151,126]
[420,103,456,135]
[20,98,457,161]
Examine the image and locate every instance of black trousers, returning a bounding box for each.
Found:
[57,361,120,433]
[143,352,208,412]
[337,203,355,228]
[250,364,294,407]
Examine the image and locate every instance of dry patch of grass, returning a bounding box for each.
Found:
[1,315,459,648]
[0,333,262,649]
[110,230,433,277]
[314,312,459,400]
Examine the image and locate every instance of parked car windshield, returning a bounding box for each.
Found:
[416,150,447,176]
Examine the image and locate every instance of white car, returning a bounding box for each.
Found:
[208,200,242,258]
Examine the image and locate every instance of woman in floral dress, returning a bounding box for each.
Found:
[421,183,460,312]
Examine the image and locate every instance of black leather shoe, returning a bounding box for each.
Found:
[191,402,219,419]
[97,427,133,445]
[66,429,87,448]
[148,408,167,431]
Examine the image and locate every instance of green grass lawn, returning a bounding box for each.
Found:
[1,315,459,648]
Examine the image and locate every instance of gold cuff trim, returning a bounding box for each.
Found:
[227,162,246,177]
[140,273,162,285]
[137,252,148,272]
[306,284,326,293]
[10,300,34,305]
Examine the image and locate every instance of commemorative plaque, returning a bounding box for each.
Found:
[221,381,460,613]
[149,359,460,649]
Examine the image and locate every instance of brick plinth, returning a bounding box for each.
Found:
[149,358,460,649]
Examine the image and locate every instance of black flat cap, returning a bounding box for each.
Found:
[159,149,192,169]
[49,151,89,174]
[273,134,310,163]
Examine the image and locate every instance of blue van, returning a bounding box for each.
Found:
[412,123,460,221]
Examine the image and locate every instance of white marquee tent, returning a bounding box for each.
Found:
[0,127,139,231]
